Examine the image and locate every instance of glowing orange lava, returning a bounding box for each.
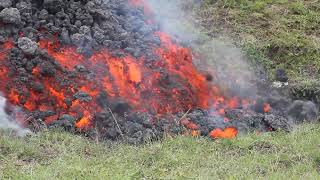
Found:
[209,127,238,139]
[75,111,91,129]
[181,119,199,130]
[0,1,272,136]
[40,39,84,70]
[264,103,271,113]
[0,31,266,132]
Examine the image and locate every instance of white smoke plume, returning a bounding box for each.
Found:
[0,95,31,136]
[147,0,259,99]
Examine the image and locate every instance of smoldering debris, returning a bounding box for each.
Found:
[0,0,318,143]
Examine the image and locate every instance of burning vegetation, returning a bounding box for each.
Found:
[0,0,318,143]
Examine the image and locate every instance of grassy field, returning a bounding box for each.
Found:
[198,0,320,85]
[1,124,320,179]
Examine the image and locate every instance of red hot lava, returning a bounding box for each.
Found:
[0,1,271,139]
[0,31,255,134]
[209,127,238,139]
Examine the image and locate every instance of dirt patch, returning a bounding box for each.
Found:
[248,141,279,154]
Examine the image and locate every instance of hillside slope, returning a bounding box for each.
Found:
[197,0,320,101]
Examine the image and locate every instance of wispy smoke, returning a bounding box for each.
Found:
[0,95,31,136]
[147,0,258,99]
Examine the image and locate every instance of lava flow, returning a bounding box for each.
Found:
[0,29,255,136]
[209,127,238,139]
[0,0,280,141]
[0,40,13,90]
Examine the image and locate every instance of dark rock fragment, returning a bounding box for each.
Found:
[39,62,56,77]
[71,33,85,45]
[104,128,119,140]
[60,114,76,123]
[43,0,63,14]
[60,28,71,44]
[30,82,44,93]
[125,121,144,135]
[18,37,38,55]
[0,8,21,24]
[73,91,92,102]
[48,114,76,130]
[0,0,12,9]
[16,1,32,15]
[264,114,293,132]
[275,68,288,82]
[71,31,93,56]
[38,9,49,20]
[110,100,130,116]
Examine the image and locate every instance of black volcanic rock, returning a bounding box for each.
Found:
[0,8,21,24]
[48,114,76,130]
[18,37,38,55]
[264,114,293,132]
[0,0,12,9]
[275,68,288,82]
[44,0,63,14]
[39,62,56,77]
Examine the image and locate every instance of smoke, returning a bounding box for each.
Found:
[0,95,31,136]
[147,0,259,99]
[144,0,320,124]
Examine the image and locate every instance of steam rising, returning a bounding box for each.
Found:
[145,0,319,125]
[0,95,30,136]
[147,0,258,99]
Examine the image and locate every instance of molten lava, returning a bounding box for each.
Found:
[76,110,91,129]
[0,40,13,90]
[0,0,273,140]
[264,103,271,113]
[209,127,238,139]
[1,33,252,134]
[181,118,199,130]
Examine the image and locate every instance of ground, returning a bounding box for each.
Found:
[1,124,320,179]
[197,0,320,101]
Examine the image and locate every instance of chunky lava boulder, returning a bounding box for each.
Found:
[0,8,21,24]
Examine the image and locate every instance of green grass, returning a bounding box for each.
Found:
[198,0,320,83]
[1,124,320,179]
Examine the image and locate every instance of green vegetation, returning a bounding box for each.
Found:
[1,124,320,179]
[199,0,320,84]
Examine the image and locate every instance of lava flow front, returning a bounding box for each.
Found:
[0,0,281,141]
[1,30,254,131]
